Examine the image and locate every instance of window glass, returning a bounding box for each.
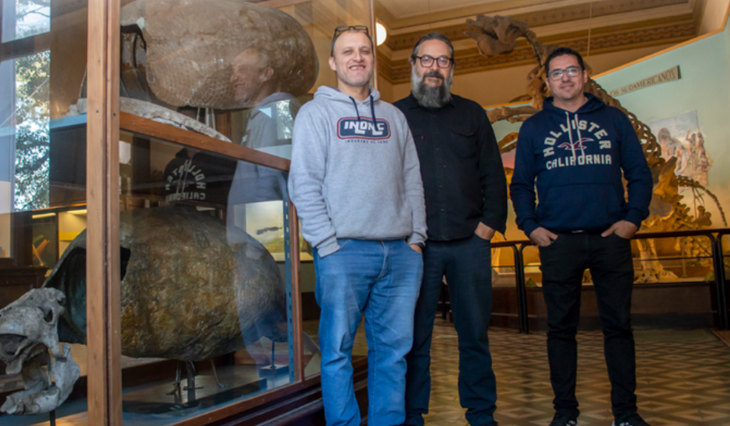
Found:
[0,1,87,425]
[117,132,303,423]
[2,0,51,43]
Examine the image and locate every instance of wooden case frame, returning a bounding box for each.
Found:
[85,1,314,424]
[0,0,373,422]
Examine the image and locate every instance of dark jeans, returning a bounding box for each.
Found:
[539,232,638,419]
[405,234,496,426]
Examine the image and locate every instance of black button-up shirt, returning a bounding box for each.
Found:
[394,93,507,241]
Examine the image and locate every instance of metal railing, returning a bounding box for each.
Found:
[493,228,730,333]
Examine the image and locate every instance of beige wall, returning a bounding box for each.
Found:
[699,0,730,35]
[376,73,394,101]
[379,43,677,105]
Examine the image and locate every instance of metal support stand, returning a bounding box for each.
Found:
[184,361,202,402]
[184,361,202,391]
[259,339,289,377]
[205,107,216,131]
[712,234,728,329]
[270,340,276,368]
[718,234,729,330]
[166,360,183,395]
[209,360,229,388]
[49,410,56,426]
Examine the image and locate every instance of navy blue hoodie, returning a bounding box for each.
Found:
[510,93,652,236]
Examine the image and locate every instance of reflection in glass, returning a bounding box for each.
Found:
[30,211,57,269]
[112,134,313,423]
[113,0,317,156]
[239,94,300,158]
[229,46,303,159]
[1,0,51,43]
[0,51,51,213]
[1,0,87,423]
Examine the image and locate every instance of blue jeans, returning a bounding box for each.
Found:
[314,239,423,426]
[405,234,496,426]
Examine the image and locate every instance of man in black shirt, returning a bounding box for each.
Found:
[394,32,507,426]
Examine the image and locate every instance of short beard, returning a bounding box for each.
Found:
[411,67,453,108]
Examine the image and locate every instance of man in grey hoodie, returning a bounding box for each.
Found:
[288,26,427,426]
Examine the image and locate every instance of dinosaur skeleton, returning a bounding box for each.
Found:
[466,15,727,282]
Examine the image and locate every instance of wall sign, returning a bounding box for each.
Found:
[608,66,681,97]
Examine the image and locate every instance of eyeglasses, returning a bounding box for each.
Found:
[333,25,370,38]
[547,66,582,81]
[412,55,453,69]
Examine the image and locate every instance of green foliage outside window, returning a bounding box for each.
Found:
[13,51,50,211]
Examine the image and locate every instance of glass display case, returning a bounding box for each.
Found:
[1,1,90,424]
[0,0,374,424]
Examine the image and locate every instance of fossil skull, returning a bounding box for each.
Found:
[0,288,80,415]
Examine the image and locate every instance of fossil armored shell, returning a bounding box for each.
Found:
[120,0,318,109]
[45,206,287,361]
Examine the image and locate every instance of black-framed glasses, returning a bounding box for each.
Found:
[412,55,454,69]
[547,66,582,81]
[333,25,370,38]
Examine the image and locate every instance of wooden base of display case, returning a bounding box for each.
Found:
[212,357,369,426]
[1,357,367,426]
[491,281,716,331]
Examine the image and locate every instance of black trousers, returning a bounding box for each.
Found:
[405,234,496,426]
[539,232,638,419]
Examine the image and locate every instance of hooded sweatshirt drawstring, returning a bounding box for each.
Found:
[369,95,376,127]
[288,84,428,257]
[349,96,361,121]
[349,95,378,127]
[565,112,577,162]
[575,113,586,159]
[565,112,587,162]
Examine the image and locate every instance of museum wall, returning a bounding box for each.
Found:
[596,14,730,232]
[699,0,730,35]
[377,73,394,102]
[379,43,678,105]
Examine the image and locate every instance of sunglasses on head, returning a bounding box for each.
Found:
[333,25,370,39]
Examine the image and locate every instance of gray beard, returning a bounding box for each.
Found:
[411,67,453,108]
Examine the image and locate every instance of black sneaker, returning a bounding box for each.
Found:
[612,413,651,426]
[549,413,578,426]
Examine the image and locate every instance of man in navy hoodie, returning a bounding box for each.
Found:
[510,47,653,426]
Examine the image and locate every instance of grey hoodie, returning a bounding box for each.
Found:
[288,86,427,257]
